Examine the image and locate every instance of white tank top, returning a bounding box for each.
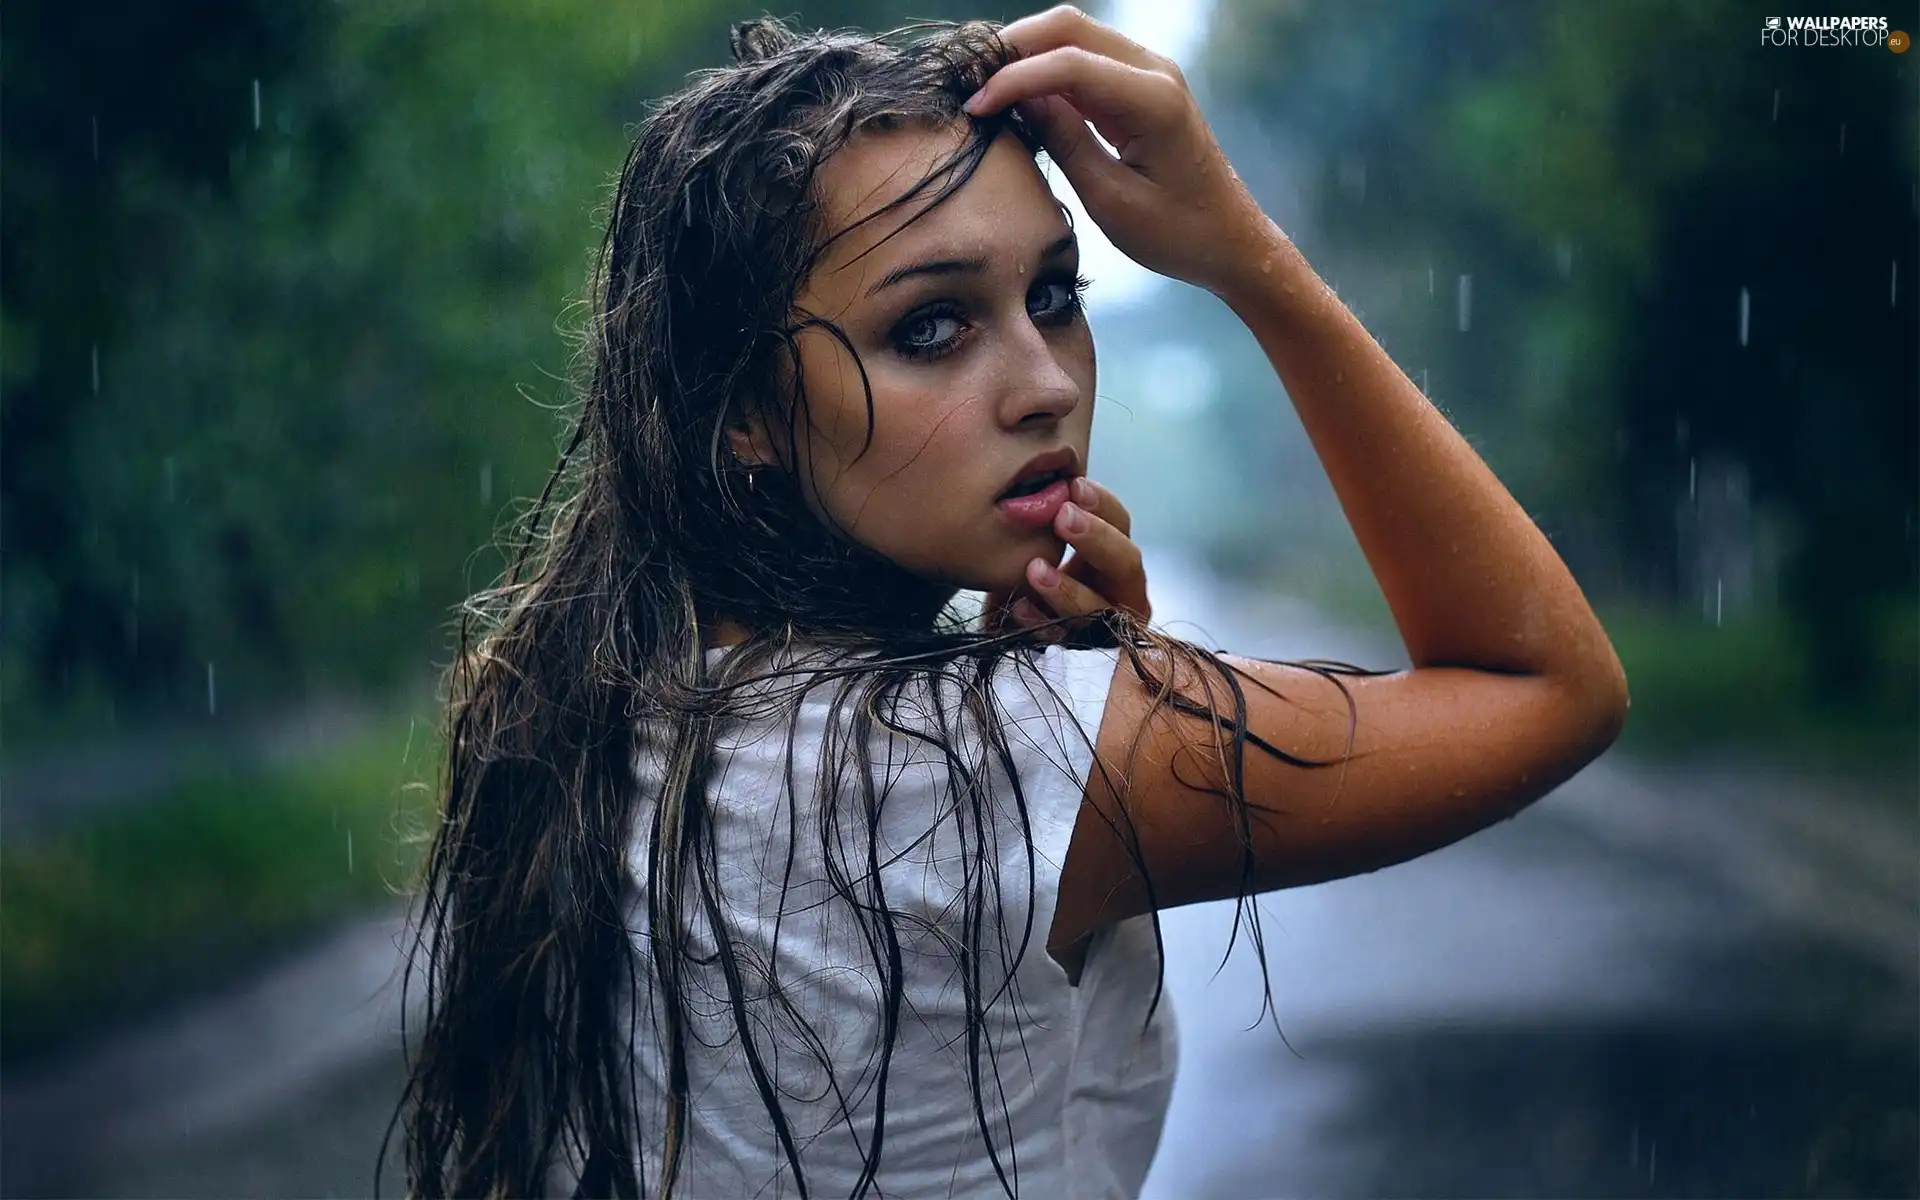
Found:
[605,641,1178,1199]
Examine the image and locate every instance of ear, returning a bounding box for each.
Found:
[725,406,782,469]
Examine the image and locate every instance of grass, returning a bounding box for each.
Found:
[1,699,443,1065]
[1598,598,1917,775]
[1251,560,1916,790]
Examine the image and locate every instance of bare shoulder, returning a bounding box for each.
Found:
[1046,643,1627,967]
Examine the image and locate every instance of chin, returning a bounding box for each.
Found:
[989,539,1065,588]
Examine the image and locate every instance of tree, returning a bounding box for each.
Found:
[1206,0,1916,708]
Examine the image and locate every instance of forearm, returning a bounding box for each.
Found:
[1219,223,1626,696]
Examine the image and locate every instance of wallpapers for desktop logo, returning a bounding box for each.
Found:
[1760,15,1904,49]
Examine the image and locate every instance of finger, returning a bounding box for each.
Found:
[1012,597,1050,628]
[967,46,1185,143]
[1027,554,1112,620]
[999,5,1181,82]
[1068,476,1131,538]
[1013,94,1125,200]
[1053,503,1149,617]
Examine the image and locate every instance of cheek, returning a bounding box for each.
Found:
[834,380,991,564]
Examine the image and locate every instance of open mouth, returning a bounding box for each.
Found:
[999,468,1068,501]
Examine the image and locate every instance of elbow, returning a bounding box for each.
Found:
[1581,650,1631,753]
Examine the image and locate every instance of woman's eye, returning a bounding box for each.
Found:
[1031,272,1093,322]
[892,302,968,361]
[1029,281,1073,318]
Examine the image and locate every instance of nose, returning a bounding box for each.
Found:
[994,321,1083,429]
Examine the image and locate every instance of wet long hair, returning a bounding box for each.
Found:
[387,14,1375,1198]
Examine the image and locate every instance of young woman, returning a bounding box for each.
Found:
[392,7,1630,1197]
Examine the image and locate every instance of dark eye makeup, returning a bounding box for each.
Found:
[889,271,1093,363]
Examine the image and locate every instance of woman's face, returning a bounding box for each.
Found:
[733,122,1095,595]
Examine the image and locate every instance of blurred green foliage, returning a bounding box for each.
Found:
[1600,599,1919,771]
[0,697,438,1063]
[3,0,1023,1052]
[1206,0,1917,721]
[3,0,1004,746]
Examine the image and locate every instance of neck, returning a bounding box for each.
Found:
[702,616,754,651]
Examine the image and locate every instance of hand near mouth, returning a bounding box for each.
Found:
[982,476,1151,646]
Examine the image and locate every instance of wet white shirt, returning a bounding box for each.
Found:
[611,641,1178,1199]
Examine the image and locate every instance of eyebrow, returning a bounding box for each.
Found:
[864,232,1079,299]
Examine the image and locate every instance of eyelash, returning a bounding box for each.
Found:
[890,272,1093,363]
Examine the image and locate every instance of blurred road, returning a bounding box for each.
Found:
[4,548,1914,1197]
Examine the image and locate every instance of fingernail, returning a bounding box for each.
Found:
[1029,559,1059,589]
[1058,502,1088,535]
[962,89,986,114]
[1071,477,1094,506]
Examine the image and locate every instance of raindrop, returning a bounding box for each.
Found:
[207,661,218,715]
[1771,88,1780,121]
[1714,577,1724,625]
[1427,262,1435,297]
[90,344,99,394]
[1649,1139,1657,1182]
[1456,274,1473,333]
[1689,457,1697,501]
[402,716,416,766]
[347,828,355,874]
[1555,235,1575,279]
[1417,367,1428,395]
[90,114,99,162]
[1737,287,1750,347]
[480,462,493,504]
[126,568,141,654]
[252,79,262,132]
[1892,259,1899,308]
